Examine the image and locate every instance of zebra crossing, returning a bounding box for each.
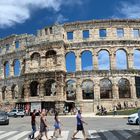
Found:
[0,129,139,140]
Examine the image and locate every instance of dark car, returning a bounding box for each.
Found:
[0,111,9,125]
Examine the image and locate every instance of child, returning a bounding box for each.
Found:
[52,112,62,138]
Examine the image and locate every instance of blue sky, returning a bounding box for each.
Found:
[0,0,139,38]
[1,0,140,74]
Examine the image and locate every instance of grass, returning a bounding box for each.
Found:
[97,108,140,115]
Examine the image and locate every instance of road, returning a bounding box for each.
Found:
[0,116,139,140]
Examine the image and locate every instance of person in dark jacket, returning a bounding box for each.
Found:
[29,109,36,139]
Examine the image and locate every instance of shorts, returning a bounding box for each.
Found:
[77,124,83,131]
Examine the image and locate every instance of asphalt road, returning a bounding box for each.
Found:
[0,116,138,131]
[0,116,139,140]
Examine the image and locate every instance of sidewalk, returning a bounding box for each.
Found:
[60,113,128,118]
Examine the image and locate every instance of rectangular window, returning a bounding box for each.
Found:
[45,28,48,35]
[67,32,73,40]
[133,29,140,37]
[83,30,89,39]
[117,28,124,37]
[49,27,53,34]
[15,41,19,49]
[6,44,10,51]
[99,29,106,37]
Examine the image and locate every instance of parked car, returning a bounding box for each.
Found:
[128,113,139,125]
[0,111,9,125]
[8,109,25,118]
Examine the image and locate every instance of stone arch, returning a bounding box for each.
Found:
[65,51,76,72]
[30,52,41,68]
[45,50,57,67]
[116,49,128,69]
[133,49,140,69]
[100,78,112,99]
[118,78,131,98]
[81,79,94,99]
[98,49,110,70]
[4,61,10,78]
[2,86,6,100]
[66,80,76,100]
[44,79,56,96]
[81,50,93,71]
[11,84,18,99]
[13,59,21,76]
[30,81,39,97]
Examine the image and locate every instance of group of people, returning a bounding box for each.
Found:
[29,109,88,140]
[97,105,107,115]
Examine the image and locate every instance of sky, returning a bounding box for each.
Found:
[1,0,140,74]
[0,0,140,38]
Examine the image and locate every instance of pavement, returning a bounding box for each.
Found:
[62,113,140,140]
[60,112,129,118]
[128,131,140,140]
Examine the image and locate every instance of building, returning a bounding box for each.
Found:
[0,19,140,113]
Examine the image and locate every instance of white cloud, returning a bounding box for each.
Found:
[56,14,68,23]
[114,1,140,18]
[0,0,82,28]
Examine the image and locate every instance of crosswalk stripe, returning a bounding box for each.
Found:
[0,129,137,140]
[7,131,30,140]
[100,130,119,140]
[0,131,5,134]
[0,131,18,139]
[74,130,84,139]
[117,130,132,139]
[88,130,101,139]
[57,131,69,140]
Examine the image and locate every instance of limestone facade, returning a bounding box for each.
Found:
[0,19,140,113]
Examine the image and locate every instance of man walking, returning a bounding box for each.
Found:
[72,110,87,140]
[29,109,36,139]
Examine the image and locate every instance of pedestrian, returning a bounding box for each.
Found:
[113,105,117,116]
[52,112,62,138]
[72,110,88,140]
[40,110,49,140]
[29,109,37,139]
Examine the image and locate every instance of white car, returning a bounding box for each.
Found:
[128,113,139,125]
[8,109,25,118]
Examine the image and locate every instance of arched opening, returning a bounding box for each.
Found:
[81,50,93,71]
[134,49,140,69]
[66,80,76,100]
[65,52,76,72]
[98,50,110,70]
[4,61,10,78]
[46,50,57,67]
[118,78,131,98]
[116,49,128,69]
[2,86,6,100]
[11,85,18,99]
[14,59,21,76]
[100,78,112,99]
[30,81,39,97]
[44,79,56,96]
[82,80,94,99]
[31,52,40,68]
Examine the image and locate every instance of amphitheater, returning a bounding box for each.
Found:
[0,19,140,113]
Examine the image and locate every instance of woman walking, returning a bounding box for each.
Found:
[52,112,62,138]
